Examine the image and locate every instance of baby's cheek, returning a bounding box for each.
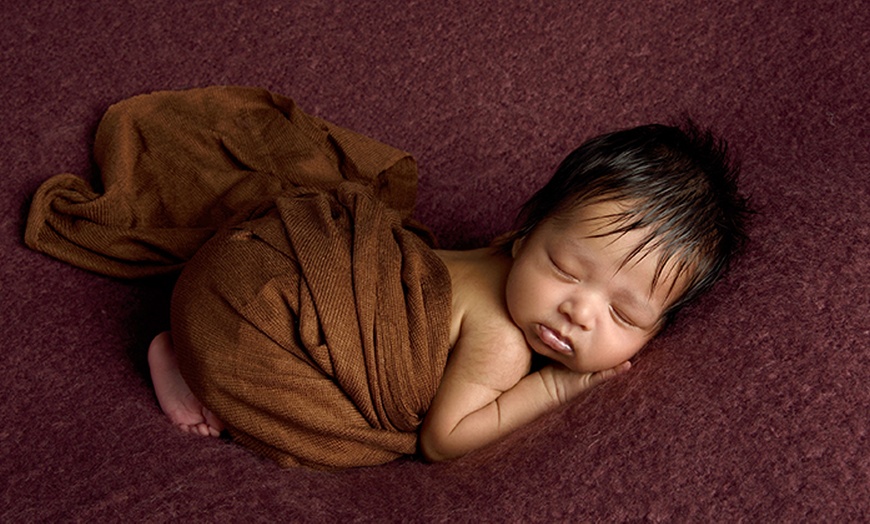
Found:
[605,332,644,363]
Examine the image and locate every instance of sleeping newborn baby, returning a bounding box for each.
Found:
[24,85,747,469]
[144,104,748,467]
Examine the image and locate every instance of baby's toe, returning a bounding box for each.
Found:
[194,423,212,437]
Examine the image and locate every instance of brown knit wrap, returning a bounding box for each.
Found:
[25,86,420,277]
[25,86,452,469]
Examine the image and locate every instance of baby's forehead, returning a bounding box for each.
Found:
[551,205,695,302]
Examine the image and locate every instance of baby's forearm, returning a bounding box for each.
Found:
[421,370,562,461]
[422,363,629,461]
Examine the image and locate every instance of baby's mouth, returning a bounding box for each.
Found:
[537,324,574,355]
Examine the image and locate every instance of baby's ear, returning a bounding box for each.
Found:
[489,231,521,256]
[511,236,525,258]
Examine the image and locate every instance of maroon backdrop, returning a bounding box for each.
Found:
[2,1,867,520]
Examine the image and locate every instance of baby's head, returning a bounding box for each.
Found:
[501,121,749,370]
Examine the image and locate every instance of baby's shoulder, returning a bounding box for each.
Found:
[436,248,531,385]
[436,248,513,340]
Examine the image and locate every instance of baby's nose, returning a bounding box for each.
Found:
[559,293,597,330]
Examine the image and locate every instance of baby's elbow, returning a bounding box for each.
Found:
[419,429,450,463]
[419,426,463,463]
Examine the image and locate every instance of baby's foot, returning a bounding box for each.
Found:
[148,331,225,437]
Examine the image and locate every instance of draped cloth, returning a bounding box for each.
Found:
[24,86,452,469]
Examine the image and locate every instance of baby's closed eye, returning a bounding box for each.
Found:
[549,255,581,283]
[609,306,636,327]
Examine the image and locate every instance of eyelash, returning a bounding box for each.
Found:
[550,257,579,282]
[610,306,637,328]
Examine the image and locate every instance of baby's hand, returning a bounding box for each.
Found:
[539,361,631,405]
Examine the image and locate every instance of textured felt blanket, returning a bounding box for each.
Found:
[6,1,867,519]
[23,86,453,469]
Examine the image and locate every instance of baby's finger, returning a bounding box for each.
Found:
[589,361,632,386]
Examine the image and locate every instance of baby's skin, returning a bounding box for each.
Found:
[148,200,683,458]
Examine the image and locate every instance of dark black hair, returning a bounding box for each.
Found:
[500,120,750,324]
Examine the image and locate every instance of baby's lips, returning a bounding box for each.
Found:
[538,324,574,355]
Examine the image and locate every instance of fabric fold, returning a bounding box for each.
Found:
[172,184,451,468]
[25,86,452,469]
[25,86,418,277]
